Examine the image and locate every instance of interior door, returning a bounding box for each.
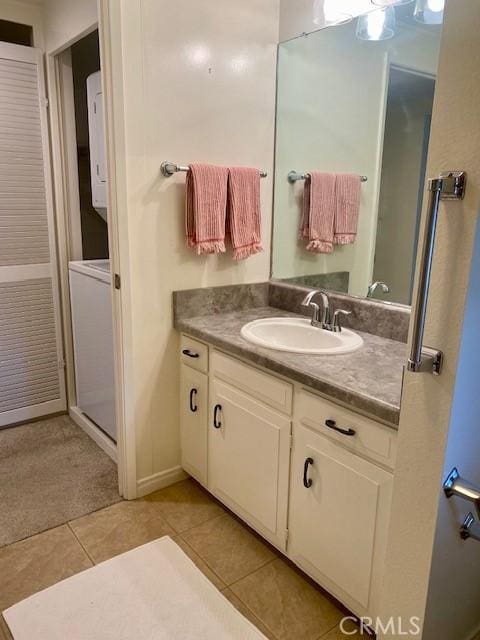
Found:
[380,2,480,638]
[0,43,66,426]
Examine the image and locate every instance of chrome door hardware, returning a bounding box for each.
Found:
[443,467,480,518]
[407,171,467,375]
[460,513,480,542]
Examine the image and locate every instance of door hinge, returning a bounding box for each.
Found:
[43,97,49,109]
[285,528,289,545]
[289,434,294,451]
[58,359,66,369]
[114,273,121,290]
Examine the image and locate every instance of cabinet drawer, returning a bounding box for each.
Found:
[296,390,397,470]
[211,350,293,415]
[181,334,208,373]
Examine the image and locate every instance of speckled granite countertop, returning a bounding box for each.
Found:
[175,306,406,428]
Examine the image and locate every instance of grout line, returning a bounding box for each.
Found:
[67,523,96,565]
[226,555,277,589]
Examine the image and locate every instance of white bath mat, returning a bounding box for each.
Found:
[3,536,266,639]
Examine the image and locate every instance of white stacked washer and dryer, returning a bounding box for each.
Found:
[69,260,116,442]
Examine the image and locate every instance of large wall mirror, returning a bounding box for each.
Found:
[272,4,442,306]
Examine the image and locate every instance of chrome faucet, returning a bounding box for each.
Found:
[367,281,390,298]
[301,290,330,329]
[302,290,352,333]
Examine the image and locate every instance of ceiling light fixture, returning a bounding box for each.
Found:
[356,7,396,41]
[414,0,445,24]
[313,0,352,27]
[371,0,414,6]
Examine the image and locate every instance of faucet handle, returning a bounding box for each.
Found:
[332,309,351,333]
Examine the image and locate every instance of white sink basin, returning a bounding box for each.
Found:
[241,317,363,355]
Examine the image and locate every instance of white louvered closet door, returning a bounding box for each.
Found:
[0,43,66,426]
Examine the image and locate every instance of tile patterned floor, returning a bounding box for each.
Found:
[0,479,352,640]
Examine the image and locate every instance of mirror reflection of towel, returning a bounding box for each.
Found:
[334,174,361,246]
[299,172,361,253]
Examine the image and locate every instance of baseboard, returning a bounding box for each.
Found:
[136,466,187,498]
[69,406,118,463]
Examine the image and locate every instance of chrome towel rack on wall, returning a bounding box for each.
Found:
[288,170,368,183]
[161,161,268,178]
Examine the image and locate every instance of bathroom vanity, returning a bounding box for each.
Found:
[175,284,406,621]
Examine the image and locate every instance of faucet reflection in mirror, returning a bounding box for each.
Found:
[272,4,441,306]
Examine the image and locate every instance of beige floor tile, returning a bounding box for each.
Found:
[0,525,92,612]
[172,535,226,591]
[69,500,175,563]
[144,479,224,533]
[230,558,344,640]
[222,589,277,640]
[182,513,276,585]
[319,617,360,639]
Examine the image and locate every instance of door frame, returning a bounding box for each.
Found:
[45,13,135,497]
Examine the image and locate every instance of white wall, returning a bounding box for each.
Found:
[272,21,440,297]
[42,0,97,54]
[105,0,279,491]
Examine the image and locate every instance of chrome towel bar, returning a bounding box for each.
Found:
[407,171,467,375]
[288,170,368,183]
[161,161,267,178]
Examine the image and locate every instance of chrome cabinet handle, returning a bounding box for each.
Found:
[303,457,314,488]
[182,349,200,359]
[213,404,222,429]
[407,171,466,376]
[189,388,198,413]
[325,419,356,437]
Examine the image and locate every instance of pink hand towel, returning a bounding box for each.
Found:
[227,167,263,261]
[185,163,229,255]
[334,174,361,245]
[299,172,336,253]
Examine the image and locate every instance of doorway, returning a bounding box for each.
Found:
[54,29,118,463]
[373,65,436,305]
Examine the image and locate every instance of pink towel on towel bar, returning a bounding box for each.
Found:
[299,172,336,253]
[227,167,263,260]
[185,163,229,255]
[334,174,361,245]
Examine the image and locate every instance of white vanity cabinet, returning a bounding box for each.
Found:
[288,423,393,616]
[209,381,291,549]
[179,336,209,485]
[179,333,397,618]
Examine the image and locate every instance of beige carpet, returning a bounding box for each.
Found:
[0,416,121,547]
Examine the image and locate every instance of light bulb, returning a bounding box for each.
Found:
[367,10,387,39]
[427,0,445,12]
[313,0,352,26]
[356,7,396,41]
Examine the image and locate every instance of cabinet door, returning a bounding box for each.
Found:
[209,379,291,550]
[180,364,208,485]
[289,424,393,615]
